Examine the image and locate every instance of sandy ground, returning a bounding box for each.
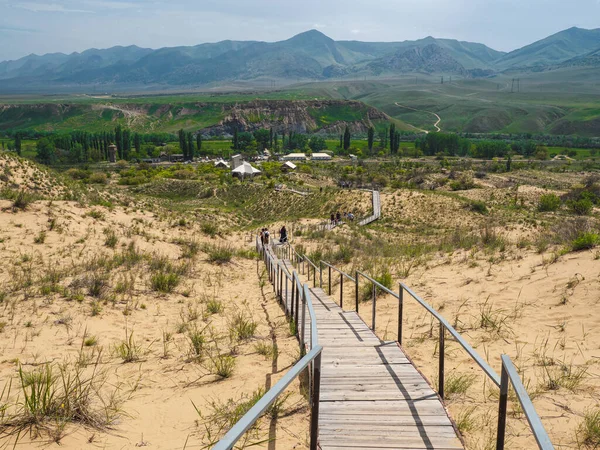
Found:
[0,199,309,449]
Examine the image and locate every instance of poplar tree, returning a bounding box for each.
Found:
[389,123,396,153]
[343,125,351,151]
[196,133,202,153]
[187,132,194,160]
[14,133,22,156]
[367,127,375,153]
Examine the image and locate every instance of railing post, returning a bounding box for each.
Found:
[438,322,445,399]
[307,262,310,281]
[371,283,376,331]
[313,265,317,288]
[300,288,307,356]
[496,361,509,450]
[355,271,359,313]
[319,263,322,289]
[291,275,296,319]
[340,274,343,309]
[398,285,404,345]
[328,266,332,295]
[295,283,300,336]
[310,351,322,450]
[285,276,289,315]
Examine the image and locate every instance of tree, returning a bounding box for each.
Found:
[178,129,187,159]
[254,129,271,152]
[187,132,194,160]
[367,127,375,153]
[309,136,327,152]
[232,128,239,151]
[115,125,124,159]
[14,133,22,156]
[393,131,401,154]
[274,132,279,151]
[134,133,141,155]
[237,132,255,151]
[269,128,274,149]
[196,134,202,153]
[343,126,351,151]
[389,123,396,153]
[36,138,55,165]
[123,129,131,160]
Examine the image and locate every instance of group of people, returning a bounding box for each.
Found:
[260,226,288,246]
[330,211,355,226]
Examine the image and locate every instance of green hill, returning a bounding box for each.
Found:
[495,27,600,69]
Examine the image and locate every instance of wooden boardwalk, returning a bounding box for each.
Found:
[278,258,464,450]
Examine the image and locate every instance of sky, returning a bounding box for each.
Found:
[1,0,599,61]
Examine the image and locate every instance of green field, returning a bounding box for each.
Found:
[286,71,600,137]
[1,69,600,136]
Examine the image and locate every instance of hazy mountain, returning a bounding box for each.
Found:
[560,47,600,68]
[0,27,599,91]
[368,44,467,75]
[495,27,600,69]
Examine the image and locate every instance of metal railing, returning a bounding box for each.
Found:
[287,243,553,450]
[320,260,355,310]
[496,355,554,450]
[214,239,322,450]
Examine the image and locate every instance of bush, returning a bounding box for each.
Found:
[469,200,488,215]
[10,190,35,210]
[538,194,561,212]
[150,272,180,293]
[571,232,599,251]
[89,172,108,184]
[449,175,476,191]
[203,244,233,265]
[568,198,593,216]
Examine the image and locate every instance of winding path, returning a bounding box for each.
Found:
[394,102,442,133]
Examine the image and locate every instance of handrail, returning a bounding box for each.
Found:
[213,345,323,450]
[217,237,322,450]
[400,282,501,387]
[280,239,551,449]
[356,270,397,298]
[322,260,356,283]
[305,283,319,350]
[496,355,554,450]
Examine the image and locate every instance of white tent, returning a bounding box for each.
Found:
[214,159,230,168]
[281,161,297,171]
[232,162,261,179]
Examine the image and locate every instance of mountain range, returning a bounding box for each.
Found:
[1,27,599,90]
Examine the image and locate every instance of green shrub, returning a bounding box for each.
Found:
[203,244,233,265]
[571,232,599,251]
[89,172,108,184]
[568,199,594,216]
[538,194,561,212]
[468,200,488,215]
[10,190,35,210]
[150,272,180,293]
[200,222,219,237]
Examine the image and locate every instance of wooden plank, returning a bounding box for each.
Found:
[266,251,463,450]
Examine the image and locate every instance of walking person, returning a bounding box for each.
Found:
[264,228,270,245]
[336,211,341,225]
[260,228,265,245]
[280,225,288,243]
[330,213,335,226]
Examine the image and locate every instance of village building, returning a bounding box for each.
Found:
[282,153,307,161]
